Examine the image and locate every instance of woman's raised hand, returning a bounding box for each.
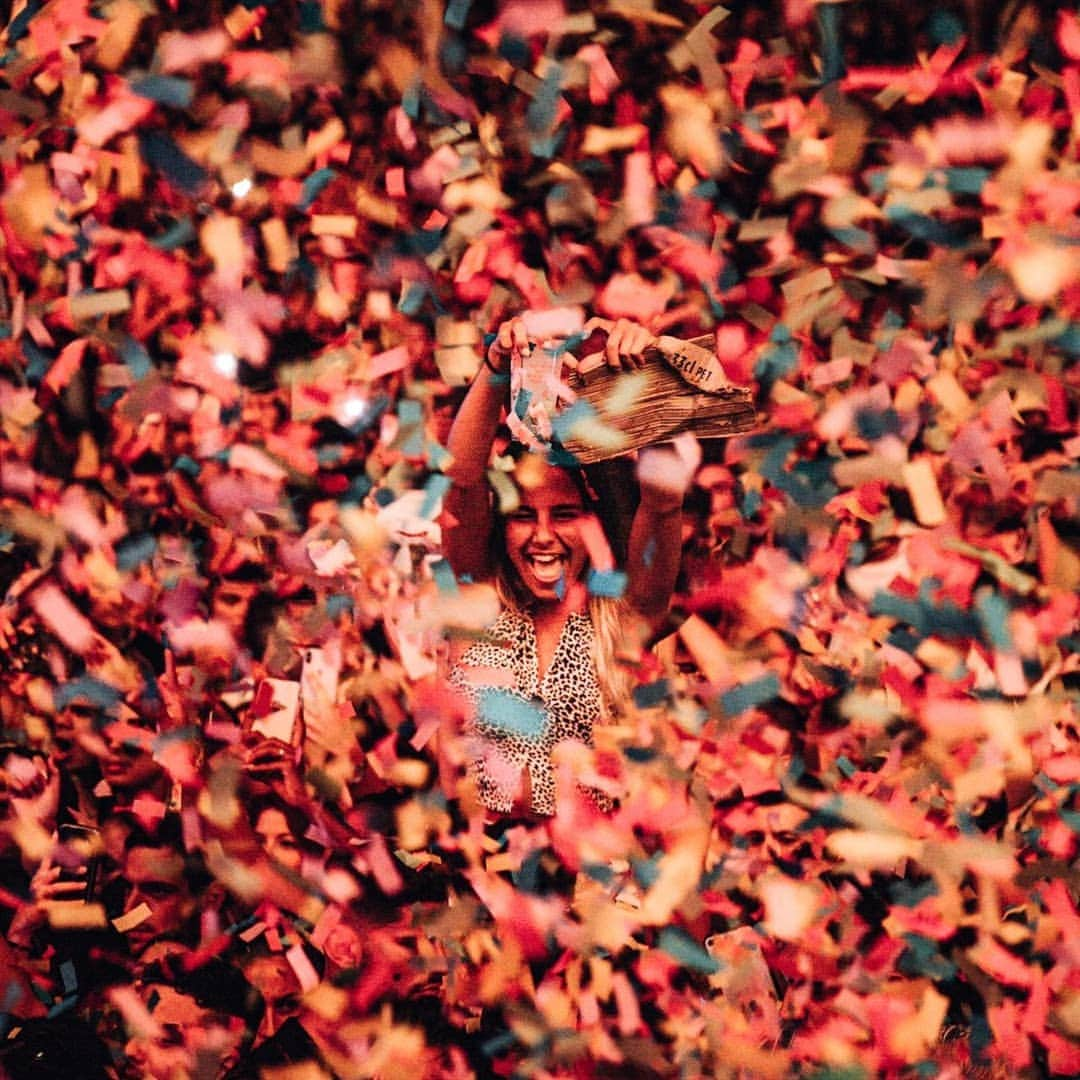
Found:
[486,317,532,375]
[583,317,656,371]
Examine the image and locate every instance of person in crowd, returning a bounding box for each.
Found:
[442,316,695,817]
[120,959,263,1080]
[114,820,204,962]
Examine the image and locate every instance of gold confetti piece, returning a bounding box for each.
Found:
[311,214,359,238]
[926,370,973,419]
[200,213,245,280]
[261,217,294,273]
[890,986,950,1060]
[901,457,947,527]
[737,217,788,242]
[677,614,734,685]
[94,0,146,70]
[826,830,923,867]
[759,876,821,942]
[111,901,153,933]
[307,116,347,158]
[580,124,649,156]
[781,267,834,301]
[248,139,311,178]
[67,288,132,321]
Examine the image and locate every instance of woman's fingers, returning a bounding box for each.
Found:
[599,318,655,370]
[488,317,531,373]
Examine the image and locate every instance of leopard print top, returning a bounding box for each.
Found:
[448,606,602,815]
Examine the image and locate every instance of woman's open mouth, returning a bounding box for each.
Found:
[526,552,565,585]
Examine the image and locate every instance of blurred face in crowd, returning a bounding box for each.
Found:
[210,580,259,637]
[123,984,245,1080]
[503,458,590,604]
[243,953,304,1041]
[53,697,102,770]
[101,715,165,794]
[253,806,304,874]
[121,843,196,956]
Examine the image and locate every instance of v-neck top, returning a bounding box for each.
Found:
[448,606,602,815]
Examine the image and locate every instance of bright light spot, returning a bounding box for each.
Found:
[230,177,253,198]
[212,351,238,378]
[339,395,368,425]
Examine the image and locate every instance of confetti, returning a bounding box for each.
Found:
[0,3,1077,1076]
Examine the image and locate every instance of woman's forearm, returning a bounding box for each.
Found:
[625,498,683,620]
[445,366,507,485]
[442,356,510,580]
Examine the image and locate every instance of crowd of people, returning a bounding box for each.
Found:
[3,0,1080,1077]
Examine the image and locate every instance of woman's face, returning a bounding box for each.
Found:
[253,807,303,873]
[503,461,590,603]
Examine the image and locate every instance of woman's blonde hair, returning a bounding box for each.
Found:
[493,555,631,720]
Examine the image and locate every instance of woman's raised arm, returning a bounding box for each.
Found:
[625,438,699,623]
[442,319,528,581]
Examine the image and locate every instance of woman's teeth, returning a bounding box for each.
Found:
[529,554,564,583]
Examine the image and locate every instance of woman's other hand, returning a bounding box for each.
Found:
[636,435,702,510]
[583,317,656,371]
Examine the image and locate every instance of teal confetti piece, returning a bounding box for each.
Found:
[943,167,990,195]
[397,281,427,315]
[131,75,194,108]
[115,534,157,572]
[420,473,452,519]
[445,0,472,30]
[138,131,207,195]
[299,0,325,32]
[1053,323,1080,356]
[527,63,563,134]
[883,208,965,247]
[975,590,1013,652]
[633,679,669,709]
[399,399,423,427]
[298,167,337,211]
[513,386,533,421]
[870,587,979,642]
[6,1,42,44]
[173,454,200,476]
[890,878,938,908]
[551,399,598,444]
[633,852,661,887]
[426,441,451,471]
[754,337,798,391]
[586,568,626,599]
[55,677,122,711]
[151,217,196,251]
[719,673,781,716]
[477,689,546,741]
[119,336,152,379]
[898,933,956,980]
[344,474,372,503]
[402,77,422,120]
[23,337,51,383]
[817,2,845,82]
[430,557,459,595]
[326,594,353,618]
[658,927,721,974]
[581,861,616,886]
[60,960,77,994]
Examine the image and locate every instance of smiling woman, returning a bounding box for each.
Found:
[442,316,695,817]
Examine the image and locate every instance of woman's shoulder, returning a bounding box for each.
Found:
[432,582,518,666]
